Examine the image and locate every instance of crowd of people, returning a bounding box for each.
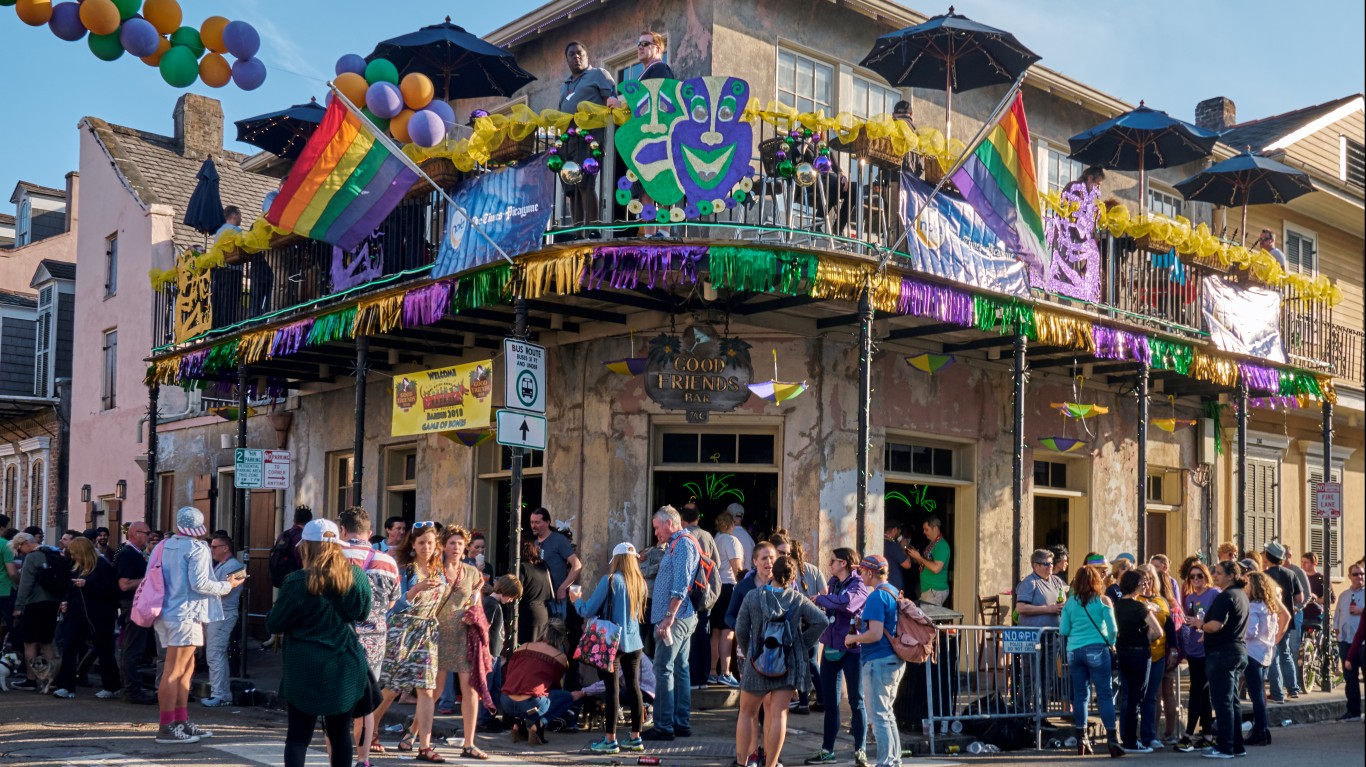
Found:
[2,505,1363,767]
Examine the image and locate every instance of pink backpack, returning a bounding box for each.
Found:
[130,542,166,628]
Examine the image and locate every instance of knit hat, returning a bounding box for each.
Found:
[1084,553,1107,566]
[612,542,637,557]
[858,554,889,573]
[175,506,207,538]
[300,519,342,546]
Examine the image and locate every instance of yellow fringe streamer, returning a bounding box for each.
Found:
[869,272,901,314]
[811,259,872,302]
[1034,310,1096,353]
[1190,352,1239,388]
[147,358,181,386]
[1317,376,1338,405]
[352,294,403,337]
[149,267,178,291]
[521,249,590,300]
[237,330,275,366]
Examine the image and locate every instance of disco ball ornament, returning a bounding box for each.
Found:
[582,157,600,175]
[814,155,833,174]
[794,162,818,187]
[559,160,584,186]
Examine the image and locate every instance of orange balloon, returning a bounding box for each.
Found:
[400,73,434,110]
[334,72,369,110]
[16,0,54,26]
[78,0,120,35]
[390,109,416,143]
[199,52,232,87]
[200,16,229,54]
[142,0,182,36]
[140,37,172,66]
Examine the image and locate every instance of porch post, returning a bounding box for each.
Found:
[1235,379,1248,554]
[352,337,369,507]
[856,287,874,553]
[1319,399,1334,691]
[1136,362,1150,561]
[145,383,160,526]
[1012,333,1027,589]
[507,297,529,649]
[236,362,250,680]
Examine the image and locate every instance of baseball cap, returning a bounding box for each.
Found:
[300,519,342,546]
[612,542,638,557]
[858,554,889,573]
[175,506,207,538]
[1114,552,1136,564]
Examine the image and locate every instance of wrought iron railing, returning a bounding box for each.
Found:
[1108,246,1205,333]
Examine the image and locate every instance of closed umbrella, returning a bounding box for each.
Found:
[183,158,225,236]
[234,98,327,160]
[1174,149,1315,245]
[367,18,536,102]
[859,6,1040,140]
[1068,102,1219,216]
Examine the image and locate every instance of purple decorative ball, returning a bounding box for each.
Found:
[582,157,600,175]
[48,2,87,41]
[335,53,367,77]
[221,20,260,60]
[365,81,403,119]
[231,57,267,91]
[422,99,456,131]
[407,110,446,148]
[814,155,832,174]
[119,17,161,57]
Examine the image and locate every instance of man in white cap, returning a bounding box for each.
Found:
[725,502,754,571]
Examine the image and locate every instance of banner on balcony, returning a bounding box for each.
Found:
[175,251,213,343]
[391,359,495,437]
[433,158,555,279]
[1201,276,1286,363]
[897,173,1030,297]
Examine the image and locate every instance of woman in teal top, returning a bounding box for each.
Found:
[1058,564,1120,757]
[574,542,648,755]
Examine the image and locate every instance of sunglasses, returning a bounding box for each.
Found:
[412,521,436,530]
[1352,571,1365,577]
[1033,561,1053,566]
[1190,573,1206,580]
[636,41,655,48]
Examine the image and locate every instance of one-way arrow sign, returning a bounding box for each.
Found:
[496,409,547,450]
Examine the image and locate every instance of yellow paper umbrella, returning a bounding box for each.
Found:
[1052,402,1109,419]
[604,331,648,376]
[748,348,808,403]
[443,429,493,447]
[905,352,956,374]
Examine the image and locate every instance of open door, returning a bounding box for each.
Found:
[245,490,279,638]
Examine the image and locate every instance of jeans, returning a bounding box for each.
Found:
[204,616,234,701]
[478,659,504,726]
[1116,648,1151,748]
[1068,644,1116,732]
[436,671,457,710]
[819,649,866,753]
[1268,630,1298,699]
[1140,654,1166,744]
[118,603,153,699]
[1244,659,1269,735]
[1205,645,1247,756]
[500,690,576,730]
[651,613,695,733]
[862,655,905,767]
[1342,641,1362,716]
[1185,655,1212,735]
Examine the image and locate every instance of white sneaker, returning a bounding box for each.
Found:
[154,723,200,745]
[1123,744,1154,754]
[200,696,232,707]
[95,689,119,699]
[1203,750,1235,759]
[1149,740,1165,749]
[52,688,75,699]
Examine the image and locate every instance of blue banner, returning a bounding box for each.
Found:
[433,155,555,278]
[898,173,1030,297]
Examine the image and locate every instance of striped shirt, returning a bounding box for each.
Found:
[343,539,400,632]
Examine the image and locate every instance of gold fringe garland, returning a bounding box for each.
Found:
[811,259,872,302]
[352,294,404,337]
[147,359,180,386]
[1190,352,1239,388]
[1317,376,1338,405]
[521,249,589,300]
[1034,310,1096,353]
[237,330,275,366]
[868,272,901,314]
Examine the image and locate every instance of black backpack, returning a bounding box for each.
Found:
[749,589,793,678]
[34,548,72,596]
[268,531,300,588]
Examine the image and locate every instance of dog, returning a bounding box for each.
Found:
[29,655,60,695]
[0,652,23,692]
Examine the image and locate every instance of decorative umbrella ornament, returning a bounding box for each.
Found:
[1037,436,1087,454]
[443,429,493,447]
[748,348,808,403]
[1051,375,1108,419]
[905,352,956,374]
[1151,394,1196,432]
[604,331,648,376]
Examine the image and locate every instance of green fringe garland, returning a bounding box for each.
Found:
[777,251,818,295]
[308,307,357,345]
[707,247,816,295]
[1202,401,1226,456]
[203,340,239,375]
[1150,338,1193,375]
[1279,370,1324,399]
[971,295,1035,337]
[452,264,513,312]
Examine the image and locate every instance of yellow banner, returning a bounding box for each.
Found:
[391,360,494,436]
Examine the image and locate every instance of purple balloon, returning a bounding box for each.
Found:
[365,81,403,119]
[222,20,260,60]
[49,2,87,42]
[422,99,456,130]
[407,110,446,148]
[119,17,161,58]
[335,53,366,77]
[232,57,267,91]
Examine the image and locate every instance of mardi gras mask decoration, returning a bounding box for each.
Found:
[671,76,752,204]
[615,78,686,205]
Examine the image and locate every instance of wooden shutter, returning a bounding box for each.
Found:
[1242,457,1279,554]
[1308,465,1343,579]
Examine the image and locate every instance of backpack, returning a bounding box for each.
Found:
[130,541,166,628]
[34,548,72,596]
[749,589,793,678]
[268,529,301,588]
[890,595,939,664]
[670,532,721,611]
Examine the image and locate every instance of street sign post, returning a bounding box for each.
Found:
[234,448,291,489]
[503,339,546,414]
[1313,481,1342,518]
[496,409,547,450]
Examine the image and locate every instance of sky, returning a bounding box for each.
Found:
[0,0,1362,203]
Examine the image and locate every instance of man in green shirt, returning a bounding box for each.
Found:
[907,515,951,606]
[0,514,17,647]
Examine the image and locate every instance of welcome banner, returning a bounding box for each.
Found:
[391,360,495,436]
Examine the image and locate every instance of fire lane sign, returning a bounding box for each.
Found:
[1314,481,1342,519]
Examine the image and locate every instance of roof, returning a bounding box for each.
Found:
[9,181,66,206]
[0,213,13,226]
[1221,94,1364,153]
[34,259,77,284]
[0,288,37,309]
[80,118,279,251]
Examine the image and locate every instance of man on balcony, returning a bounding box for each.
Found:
[558,41,617,231]
[1255,230,1289,269]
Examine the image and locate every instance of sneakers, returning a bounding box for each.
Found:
[1123,743,1153,754]
[1337,712,1363,721]
[200,696,232,707]
[9,679,36,691]
[804,750,837,764]
[707,674,721,685]
[1176,736,1196,753]
[792,703,811,715]
[719,673,740,688]
[641,728,675,741]
[95,689,119,699]
[154,723,200,745]
[1148,739,1165,749]
[1203,750,1234,759]
[619,737,644,752]
[589,739,620,754]
[182,722,213,739]
[52,688,76,699]
[853,749,870,767]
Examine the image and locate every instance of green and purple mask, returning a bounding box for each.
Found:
[615,78,686,205]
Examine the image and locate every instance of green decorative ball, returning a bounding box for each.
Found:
[547,155,565,172]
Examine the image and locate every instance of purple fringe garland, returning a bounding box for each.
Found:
[1247,395,1301,411]
[1092,325,1152,365]
[270,319,314,359]
[403,281,453,328]
[582,246,706,291]
[896,278,974,327]
[1239,363,1281,394]
[179,349,208,380]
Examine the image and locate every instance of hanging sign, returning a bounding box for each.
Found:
[503,339,546,414]
[1001,627,1040,655]
[391,360,494,436]
[645,325,752,423]
[1314,481,1341,519]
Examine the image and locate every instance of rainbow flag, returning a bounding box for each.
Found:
[949,93,1049,272]
[265,97,419,252]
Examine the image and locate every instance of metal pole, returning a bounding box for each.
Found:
[352,337,369,507]
[1319,399,1334,692]
[1235,379,1248,555]
[856,287,874,553]
[1012,333,1027,589]
[507,297,529,649]
[145,384,160,526]
[1136,362,1150,561]
[235,363,249,679]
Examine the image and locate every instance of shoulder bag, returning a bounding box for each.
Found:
[574,577,623,672]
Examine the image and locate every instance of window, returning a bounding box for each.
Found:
[850,76,900,120]
[884,441,954,477]
[2,465,16,515]
[1146,473,1165,502]
[660,432,774,465]
[1307,461,1343,579]
[29,460,44,527]
[616,50,669,84]
[1034,460,1068,489]
[101,330,117,410]
[16,199,30,246]
[328,451,354,514]
[384,445,419,523]
[104,234,118,297]
[1041,144,1086,195]
[1147,187,1184,219]
[1284,226,1317,275]
[34,286,53,398]
[1243,457,1279,556]
[1343,136,1365,190]
[776,49,832,115]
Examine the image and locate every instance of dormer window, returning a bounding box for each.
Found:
[16,198,30,246]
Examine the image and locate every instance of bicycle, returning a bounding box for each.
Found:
[1299,622,1343,691]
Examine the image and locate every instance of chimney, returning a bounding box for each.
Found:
[64,171,79,232]
[172,94,224,159]
[1195,97,1237,133]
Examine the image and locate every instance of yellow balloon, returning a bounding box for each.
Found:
[334,72,369,110]
[200,16,229,54]
[142,0,182,36]
[400,73,434,110]
[199,52,232,88]
[140,37,171,66]
[79,0,121,35]
[16,0,54,27]
[390,109,416,143]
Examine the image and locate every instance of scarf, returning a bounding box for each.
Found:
[463,595,496,712]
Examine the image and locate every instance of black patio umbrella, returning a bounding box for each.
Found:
[234,98,327,160]
[1175,149,1316,245]
[1068,102,1219,216]
[367,18,536,102]
[859,6,1040,140]
[183,158,225,236]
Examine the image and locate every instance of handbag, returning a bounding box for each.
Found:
[130,542,166,628]
[574,578,623,672]
[1080,598,1119,671]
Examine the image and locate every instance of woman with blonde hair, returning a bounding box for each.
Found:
[52,536,121,699]
[574,541,648,754]
[266,519,373,767]
[1243,571,1290,747]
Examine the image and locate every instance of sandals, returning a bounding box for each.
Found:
[396,731,416,752]
[368,734,386,754]
[416,747,447,763]
[460,746,489,760]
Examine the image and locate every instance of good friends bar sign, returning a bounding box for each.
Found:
[645,325,752,423]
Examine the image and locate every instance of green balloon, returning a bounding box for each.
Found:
[0,0,18,7]
[362,108,391,132]
[364,58,399,86]
[113,0,142,20]
[159,46,199,88]
[169,26,204,58]
[88,32,126,62]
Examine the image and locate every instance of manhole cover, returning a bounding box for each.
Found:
[5,745,109,759]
